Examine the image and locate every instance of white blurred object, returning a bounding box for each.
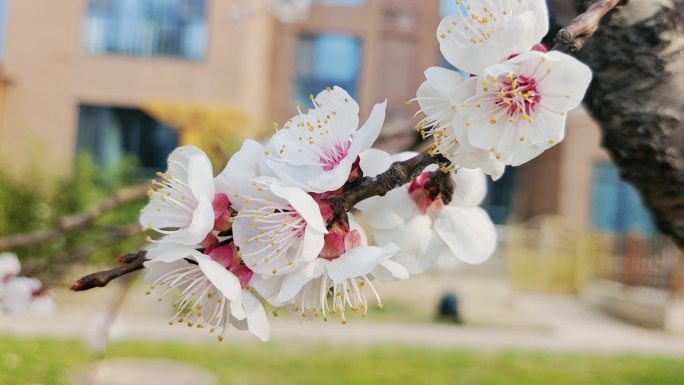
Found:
[269,0,313,23]
[0,252,55,316]
[228,0,313,24]
[86,312,126,354]
[0,252,21,277]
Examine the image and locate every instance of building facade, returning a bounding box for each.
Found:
[0,0,275,171]
[0,0,655,234]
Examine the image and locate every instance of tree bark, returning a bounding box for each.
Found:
[554,1,684,248]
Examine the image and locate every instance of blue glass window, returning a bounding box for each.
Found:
[0,0,7,62]
[440,0,458,16]
[295,34,362,107]
[77,105,178,173]
[591,162,656,235]
[84,0,207,60]
[482,168,516,224]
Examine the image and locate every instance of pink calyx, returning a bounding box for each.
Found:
[310,192,336,223]
[408,172,444,215]
[212,193,235,232]
[209,243,254,289]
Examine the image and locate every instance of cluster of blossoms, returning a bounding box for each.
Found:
[0,252,54,315]
[141,88,407,341]
[138,0,592,342]
[415,0,592,180]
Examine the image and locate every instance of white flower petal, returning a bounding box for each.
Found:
[347,212,369,246]
[540,51,593,110]
[229,296,248,321]
[425,66,464,94]
[140,145,215,246]
[265,86,379,193]
[195,256,243,303]
[359,148,393,178]
[437,1,548,75]
[186,150,216,199]
[348,101,387,156]
[301,226,326,262]
[434,206,497,265]
[451,168,487,207]
[145,244,202,264]
[375,214,436,274]
[215,139,265,198]
[242,290,270,342]
[315,86,360,132]
[509,144,546,167]
[146,245,244,305]
[157,195,214,245]
[249,275,284,305]
[326,243,399,284]
[278,259,328,302]
[355,187,414,229]
[269,183,327,234]
[377,260,409,280]
[479,159,506,181]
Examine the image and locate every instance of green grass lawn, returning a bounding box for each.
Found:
[0,335,683,385]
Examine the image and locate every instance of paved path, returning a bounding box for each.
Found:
[6,315,684,356]
[2,271,683,356]
[71,359,217,385]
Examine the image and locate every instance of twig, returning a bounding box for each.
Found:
[553,0,630,52]
[23,224,141,280]
[328,150,446,212]
[0,184,148,250]
[70,251,147,292]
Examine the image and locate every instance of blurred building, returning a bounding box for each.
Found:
[0,0,655,235]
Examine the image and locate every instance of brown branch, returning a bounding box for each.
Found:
[72,152,446,292]
[23,224,141,279]
[553,0,630,52]
[70,250,147,292]
[0,183,148,250]
[326,150,446,212]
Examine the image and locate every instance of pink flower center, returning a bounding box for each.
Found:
[495,75,541,119]
[320,142,351,171]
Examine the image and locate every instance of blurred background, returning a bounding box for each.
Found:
[0,0,683,384]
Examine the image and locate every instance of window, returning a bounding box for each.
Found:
[0,0,7,62]
[482,168,517,224]
[440,0,457,16]
[591,162,656,235]
[84,0,207,60]
[77,105,178,173]
[295,34,362,107]
[440,0,466,17]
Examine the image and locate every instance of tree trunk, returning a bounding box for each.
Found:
[553,1,684,248]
